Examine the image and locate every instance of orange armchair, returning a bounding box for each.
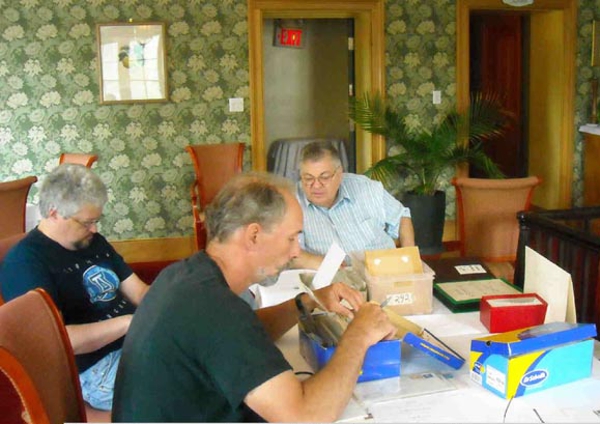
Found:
[186,143,245,250]
[452,176,541,263]
[59,152,98,168]
[0,176,37,238]
[0,289,89,423]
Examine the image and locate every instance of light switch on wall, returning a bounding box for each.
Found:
[229,98,244,112]
[432,90,442,105]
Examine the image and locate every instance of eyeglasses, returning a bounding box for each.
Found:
[300,166,340,187]
[69,216,101,230]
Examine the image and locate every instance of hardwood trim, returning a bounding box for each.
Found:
[247,0,385,174]
[110,226,456,264]
[110,236,195,263]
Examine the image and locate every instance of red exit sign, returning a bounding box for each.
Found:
[274,27,304,48]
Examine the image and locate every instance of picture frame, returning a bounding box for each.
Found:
[593,20,600,67]
[96,22,168,104]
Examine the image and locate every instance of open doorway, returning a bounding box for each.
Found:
[248,0,385,174]
[457,0,577,209]
[263,18,356,177]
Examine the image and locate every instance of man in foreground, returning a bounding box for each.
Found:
[0,164,150,411]
[293,140,415,269]
[112,172,396,422]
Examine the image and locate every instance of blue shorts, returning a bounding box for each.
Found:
[79,349,121,411]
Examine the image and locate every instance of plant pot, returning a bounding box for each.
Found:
[400,190,446,256]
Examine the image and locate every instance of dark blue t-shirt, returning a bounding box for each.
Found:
[0,228,135,371]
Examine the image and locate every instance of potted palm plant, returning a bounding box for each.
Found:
[349,91,512,255]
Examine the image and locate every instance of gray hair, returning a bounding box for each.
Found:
[205,172,295,243]
[39,164,108,218]
[300,140,342,166]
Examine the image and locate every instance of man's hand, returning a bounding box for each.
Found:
[311,282,364,318]
[342,302,397,348]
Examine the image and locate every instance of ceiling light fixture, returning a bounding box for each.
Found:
[502,0,534,6]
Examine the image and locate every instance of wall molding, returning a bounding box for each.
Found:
[110,221,457,264]
[110,236,196,263]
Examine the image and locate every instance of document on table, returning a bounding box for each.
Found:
[435,278,520,302]
[353,372,457,406]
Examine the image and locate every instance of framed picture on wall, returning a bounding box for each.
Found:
[96,22,168,104]
[593,20,600,67]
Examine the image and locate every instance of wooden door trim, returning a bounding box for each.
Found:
[248,0,385,173]
[457,0,576,207]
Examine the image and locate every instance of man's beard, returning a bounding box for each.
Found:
[255,261,291,287]
[73,236,92,250]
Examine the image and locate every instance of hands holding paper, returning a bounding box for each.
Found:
[342,303,398,346]
[310,282,365,319]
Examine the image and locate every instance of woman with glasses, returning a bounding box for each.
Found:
[293,140,415,269]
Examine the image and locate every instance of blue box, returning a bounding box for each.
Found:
[299,328,401,383]
[470,322,597,399]
[403,330,465,370]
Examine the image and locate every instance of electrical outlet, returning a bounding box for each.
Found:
[229,98,244,112]
[432,90,442,105]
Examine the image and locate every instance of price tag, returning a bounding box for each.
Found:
[385,292,414,306]
[454,264,487,275]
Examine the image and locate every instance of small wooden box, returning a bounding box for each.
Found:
[480,293,548,333]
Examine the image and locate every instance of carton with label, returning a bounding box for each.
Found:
[470,322,597,399]
[351,247,435,315]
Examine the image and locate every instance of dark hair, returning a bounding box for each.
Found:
[300,140,342,165]
[205,172,295,243]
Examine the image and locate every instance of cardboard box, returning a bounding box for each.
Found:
[351,250,435,315]
[299,325,402,383]
[480,293,548,333]
[470,322,597,399]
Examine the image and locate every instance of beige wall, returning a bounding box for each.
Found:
[263,19,350,152]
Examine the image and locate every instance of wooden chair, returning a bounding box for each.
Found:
[59,153,98,168]
[0,289,88,423]
[452,176,541,281]
[0,176,37,239]
[185,143,245,250]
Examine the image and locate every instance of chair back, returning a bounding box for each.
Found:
[452,176,541,262]
[186,143,245,209]
[0,289,87,424]
[185,143,245,250]
[0,233,27,306]
[59,153,98,168]
[0,176,38,238]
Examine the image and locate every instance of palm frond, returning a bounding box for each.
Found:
[353,91,510,195]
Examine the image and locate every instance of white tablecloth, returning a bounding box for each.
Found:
[275,299,600,423]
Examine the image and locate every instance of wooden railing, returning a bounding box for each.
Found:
[515,207,600,334]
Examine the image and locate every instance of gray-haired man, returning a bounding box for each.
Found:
[0,163,149,411]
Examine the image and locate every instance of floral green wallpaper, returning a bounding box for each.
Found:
[0,0,596,241]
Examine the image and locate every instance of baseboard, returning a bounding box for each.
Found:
[110,236,196,263]
[110,220,457,264]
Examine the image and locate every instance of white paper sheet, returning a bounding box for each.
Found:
[523,247,576,323]
[311,242,346,289]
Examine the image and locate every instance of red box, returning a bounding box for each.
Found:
[480,293,548,333]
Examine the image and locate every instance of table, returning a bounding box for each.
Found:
[275,297,600,423]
